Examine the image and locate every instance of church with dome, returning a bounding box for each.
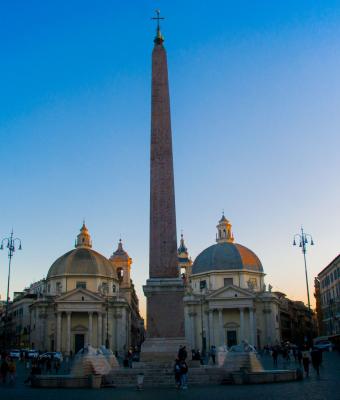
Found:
[181,215,280,351]
[28,223,144,355]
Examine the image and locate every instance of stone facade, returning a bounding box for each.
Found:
[183,217,281,352]
[141,21,186,360]
[315,254,340,336]
[2,224,144,354]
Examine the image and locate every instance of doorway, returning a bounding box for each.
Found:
[74,334,85,354]
[227,330,237,347]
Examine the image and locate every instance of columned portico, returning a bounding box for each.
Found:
[56,312,62,352]
[97,312,103,347]
[239,308,245,342]
[88,311,93,346]
[66,312,71,354]
[218,309,224,345]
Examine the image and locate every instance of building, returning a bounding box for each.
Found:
[274,291,316,344]
[315,254,340,336]
[2,223,144,354]
[183,215,281,351]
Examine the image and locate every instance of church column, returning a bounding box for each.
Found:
[239,308,245,343]
[249,307,255,346]
[56,312,62,352]
[204,311,210,348]
[189,312,196,349]
[88,312,93,346]
[209,310,215,346]
[97,312,103,347]
[121,308,127,351]
[218,309,224,346]
[66,312,71,355]
[103,312,107,347]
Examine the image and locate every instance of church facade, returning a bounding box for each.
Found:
[27,223,144,355]
[182,215,281,351]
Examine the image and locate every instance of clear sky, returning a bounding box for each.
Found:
[1,1,340,318]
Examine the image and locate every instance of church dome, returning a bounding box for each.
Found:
[47,223,117,279]
[47,247,116,279]
[192,216,263,275]
[192,242,263,274]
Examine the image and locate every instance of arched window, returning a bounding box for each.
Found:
[112,284,116,293]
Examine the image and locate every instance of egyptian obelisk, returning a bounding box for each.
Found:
[141,11,186,361]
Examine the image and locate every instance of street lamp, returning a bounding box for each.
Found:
[292,227,314,311]
[1,229,22,347]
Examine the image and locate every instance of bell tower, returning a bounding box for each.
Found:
[216,213,234,243]
[75,221,92,248]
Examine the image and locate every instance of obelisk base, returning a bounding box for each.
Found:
[141,278,187,362]
[140,337,187,362]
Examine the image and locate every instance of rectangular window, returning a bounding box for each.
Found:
[76,281,87,289]
[248,277,258,289]
[224,278,233,286]
[102,282,108,293]
[199,280,207,290]
[56,282,62,293]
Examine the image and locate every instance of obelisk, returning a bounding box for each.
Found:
[141,11,186,361]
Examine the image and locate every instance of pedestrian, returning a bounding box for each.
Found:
[302,347,310,377]
[272,348,278,367]
[46,358,52,374]
[8,358,16,384]
[54,359,60,374]
[0,357,9,384]
[209,345,216,365]
[179,359,188,389]
[297,348,302,365]
[178,345,187,361]
[174,358,181,389]
[127,349,133,368]
[310,347,322,377]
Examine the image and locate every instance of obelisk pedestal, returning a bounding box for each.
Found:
[141,16,187,362]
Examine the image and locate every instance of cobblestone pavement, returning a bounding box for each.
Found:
[1,352,339,400]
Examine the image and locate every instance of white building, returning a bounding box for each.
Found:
[183,215,280,351]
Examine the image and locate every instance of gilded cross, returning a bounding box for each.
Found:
[151,9,164,31]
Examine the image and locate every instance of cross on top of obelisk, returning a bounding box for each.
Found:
[151,9,165,44]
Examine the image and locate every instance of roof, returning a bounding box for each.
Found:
[47,247,117,279]
[317,254,340,277]
[192,242,263,275]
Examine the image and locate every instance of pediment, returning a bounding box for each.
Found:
[56,288,104,303]
[207,285,254,300]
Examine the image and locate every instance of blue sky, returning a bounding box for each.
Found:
[1,1,340,316]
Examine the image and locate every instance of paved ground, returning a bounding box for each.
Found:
[1,351,339,400]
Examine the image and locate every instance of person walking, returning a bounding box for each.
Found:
[311,347,322,377]
[174,358,181,390]
[302,347,310,377]
[54,359,60,374]
[272,347,278,367]
[46,358,52,374]
[209,345,216,365]
[179,359,188,390]
[0,357,9,384]
[178,345,187,361]
[8,358,16,385]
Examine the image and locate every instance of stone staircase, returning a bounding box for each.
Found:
[104,362,228,388]
[103,355,263,388]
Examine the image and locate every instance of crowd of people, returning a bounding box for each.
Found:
[0,350,64,386]
[0,354,16,384]
[265,343,323,377]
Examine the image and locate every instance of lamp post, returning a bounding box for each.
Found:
[293,227,314,311]
[1,229,22,347]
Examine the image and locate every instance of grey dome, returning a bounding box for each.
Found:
[47,247,117,279]
[192,242,263,275]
